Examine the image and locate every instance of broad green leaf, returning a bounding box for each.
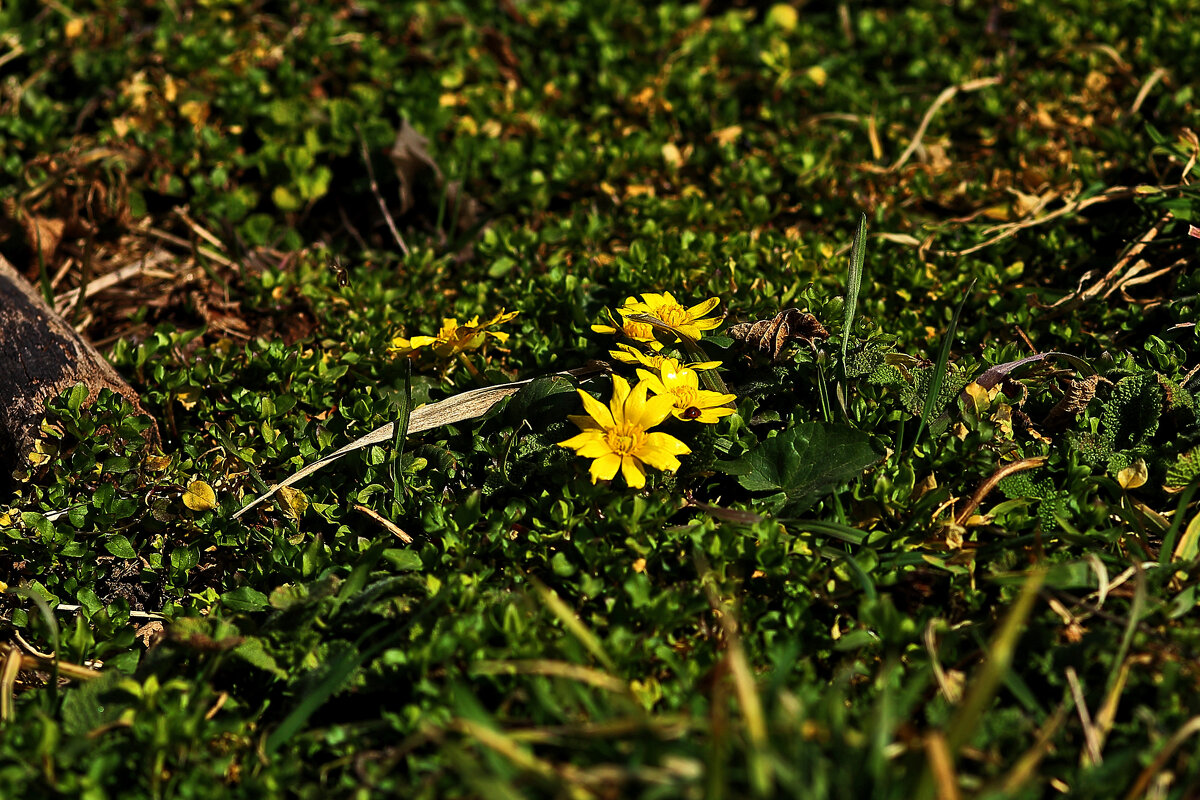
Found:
[104,535,136,559]
[721,423,883,513]
[221,586,269,612]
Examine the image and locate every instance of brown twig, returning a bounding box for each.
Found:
[1041,212,1172,318]
[922,184,1183,259]
[955,456,1048,526]
[889,76,1002,172]
[1129,67,1168,116]
[358,128,410,258]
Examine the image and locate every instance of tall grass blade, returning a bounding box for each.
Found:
[912,279,975,450]
[390,359,413,506]
[947,568,1044,751]
[840,213,868,373]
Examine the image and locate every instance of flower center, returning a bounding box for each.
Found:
[654,302,689,327]
[624,320,655,340]
[671,386,700,409]
[605,425,646,456]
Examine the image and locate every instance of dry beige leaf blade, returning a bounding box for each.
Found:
[231,365,608,520]
[389,119,442,217]
[388,119,478,232]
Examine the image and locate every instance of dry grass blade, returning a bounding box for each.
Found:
[698,555,772,796]
[1065,666,1102,766]
[998,702,1070,794]
[531,578,618,673]
[452,718,566,787]
[0,645,21,723]
[233,364,606,519]
[955,456,1048,526]
[472,659,631,696]
[945,568,1045,753]
[1129,67,1168,116]
[917,184,1184,259]
[353,503,413,543]
[53,249,176,313]
[923,731,961,800]
[889,77,1001,172]
[1122,715,1200,800]
[1042,213,1172,317]
[924,619,963,704]
[505,716,691,743]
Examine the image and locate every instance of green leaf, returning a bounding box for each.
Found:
[104,535,136,559]
[221,586,270,612]
[382,548,422,571]
[234,637,288,678]
[720,423,883,513]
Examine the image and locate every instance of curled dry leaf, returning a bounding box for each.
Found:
[1118,458,1148,490]
[728,308,829,361]
[388,119,478,231]
[1042,373,1100,431]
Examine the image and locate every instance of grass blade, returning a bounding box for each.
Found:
[840,213,868,373]
[1159,477,1200,566]
[390,359,413,506]
[912,278,975,450]
[947,568,1045,752]
[531,578,617,673]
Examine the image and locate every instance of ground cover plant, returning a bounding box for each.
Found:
[2,0,1200,797]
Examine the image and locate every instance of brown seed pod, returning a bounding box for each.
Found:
[727,308,829,361]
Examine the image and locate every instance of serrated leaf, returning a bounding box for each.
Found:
[720,423,883,513]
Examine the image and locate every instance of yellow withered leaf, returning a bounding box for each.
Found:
[1118,459,1148,490]
[183,480,218,511]
[277,486,309,518]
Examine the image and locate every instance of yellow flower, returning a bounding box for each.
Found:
[609,343,722,371]
[620,291,723,341]
[591,308,664,350]
[558,375,691,488]
[637,359,736,423]
[391,310,518,358]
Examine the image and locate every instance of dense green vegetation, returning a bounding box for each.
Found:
[2,1,1200,796]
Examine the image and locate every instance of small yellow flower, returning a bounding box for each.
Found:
[391,310,518,359]
[558,375,691,488]
[609,343,722,371]
[637,359,737,423]
[621,291,723,341]
[591,308,663,350]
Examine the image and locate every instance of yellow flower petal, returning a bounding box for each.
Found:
[608,374,633,426]
[639,392,679,429]
[621,456,647,488]
[567,414,600,430]
[590,453,622,483]
[559,430,612,459]
[635,369,666,393]
[644,431,691,457]
[577,389,616,429]
[687,296,721,318]
[622,378,651,424]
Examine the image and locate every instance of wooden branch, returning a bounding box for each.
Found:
[0,252,158,475]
